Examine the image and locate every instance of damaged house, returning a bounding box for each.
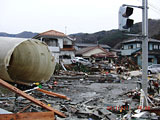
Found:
[33,30,75,64]
[76,45,116,63]
[121,38,160,67]
[75,43,111,51]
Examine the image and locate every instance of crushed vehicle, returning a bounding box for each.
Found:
[71,57,92,65]
[148,64,160,74]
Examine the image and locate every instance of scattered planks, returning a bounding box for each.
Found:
[0,79,66,118]
[0,111,55,120]
[36,88,70,100]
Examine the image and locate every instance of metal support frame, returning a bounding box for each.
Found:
[122,4,143,9]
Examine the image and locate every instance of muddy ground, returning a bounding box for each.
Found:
[0,74,140,120]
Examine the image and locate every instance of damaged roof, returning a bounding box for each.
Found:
[91,52,115,58]
[76,46,109,55]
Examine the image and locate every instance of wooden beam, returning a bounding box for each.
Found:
[0,111,55,120]
[0,79,66,118]
[18,104,32,113]
[36,88,70,100]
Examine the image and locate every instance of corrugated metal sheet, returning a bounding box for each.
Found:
[0,37,55,84]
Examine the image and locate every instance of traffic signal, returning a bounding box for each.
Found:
[119,6,134,32]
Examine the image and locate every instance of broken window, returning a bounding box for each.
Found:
[59,55,71,59]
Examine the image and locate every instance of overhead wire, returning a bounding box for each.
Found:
[136,0,160,16]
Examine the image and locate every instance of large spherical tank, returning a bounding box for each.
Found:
[0,37,55,84]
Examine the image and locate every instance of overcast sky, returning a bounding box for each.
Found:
[0,0,160,34]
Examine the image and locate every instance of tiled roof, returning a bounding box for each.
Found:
[34,30,67,38]
[39,30,67,37]
[76,46,107,55]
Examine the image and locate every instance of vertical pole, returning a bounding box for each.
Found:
[65,26,67,35]
[142,0,148,105]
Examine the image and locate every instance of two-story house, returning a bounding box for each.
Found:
[121,38,160,67]
[33,30,75,64]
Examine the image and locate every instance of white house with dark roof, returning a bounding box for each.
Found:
[33,30,75,64]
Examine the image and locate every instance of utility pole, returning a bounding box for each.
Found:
[142,0,148,105]
[119,1,149,105]
[65,26,67,35]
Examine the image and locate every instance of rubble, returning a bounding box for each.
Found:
[0,67,160,119]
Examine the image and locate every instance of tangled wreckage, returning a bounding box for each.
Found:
[0,37,159,120]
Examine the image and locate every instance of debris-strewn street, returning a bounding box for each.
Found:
[1,68,160,120]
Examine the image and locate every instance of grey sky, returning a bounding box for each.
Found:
[0,0,160,34]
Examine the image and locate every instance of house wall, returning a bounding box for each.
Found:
[122,42,160,55]
[121,48,140,55]
[58,38,63,48]
[121,43,141,56]
[49,38,75,64]
[83,48,104,57]
[35,35,75,64]
[60,51,75,64]
[52,52,60,63]
[137,55,157,67]
[121,41,160,67]
[48,46,60,63]
[63,38,72,45]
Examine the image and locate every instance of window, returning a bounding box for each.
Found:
[154,45,158,50]
[122,45,124,49]
[128,45,133,49]
[59,55,71,59]
[43,38,58,46]
[137,43,141,48]
[123,45,128,50]
[148,58,153,62]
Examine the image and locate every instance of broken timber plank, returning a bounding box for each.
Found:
[18,104,32,113]
[0,79,66,118]
[0,111,55,120]
[36,88,70,100]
